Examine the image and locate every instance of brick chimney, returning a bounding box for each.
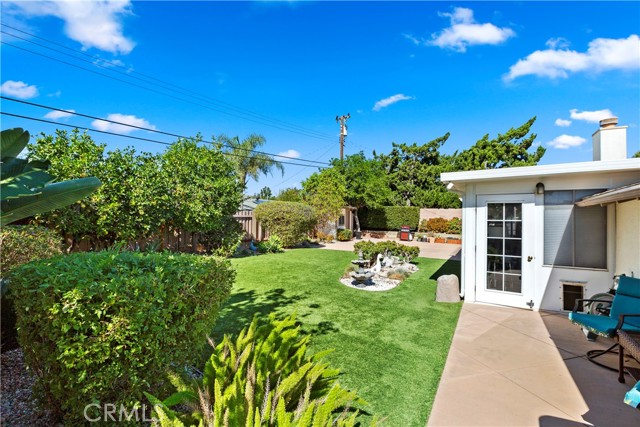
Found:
[592,117,628,161]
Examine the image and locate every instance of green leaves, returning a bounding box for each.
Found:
[0,128,101,226]
[254,202,316,247]
[10,250,235,425]
[148,313,369,426]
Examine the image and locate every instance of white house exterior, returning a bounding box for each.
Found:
[441,119,640,311]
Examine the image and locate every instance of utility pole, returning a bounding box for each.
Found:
[336,113,350,160]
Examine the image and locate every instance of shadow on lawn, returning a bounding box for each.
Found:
[210,287,306,340]
[429,259,461,281]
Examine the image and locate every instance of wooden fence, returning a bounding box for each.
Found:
[233,209,267,241]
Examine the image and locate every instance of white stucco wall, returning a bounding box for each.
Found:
[616,199,640,277]
[456,169,639,311]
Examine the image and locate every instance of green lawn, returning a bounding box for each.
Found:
[209,248,462,427]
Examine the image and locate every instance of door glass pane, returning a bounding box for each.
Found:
[504,257,522,274]
[504,239,522,256]
[488,204,503,220]
[505,203,522,220]
[487,256,503,272]
[487,221,503,237]
[504,274,522,293]
[504,222,522,238]
[487,238,503,255]
[487,273,503,291]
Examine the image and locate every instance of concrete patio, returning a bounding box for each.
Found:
[317,237,461,260]
[428,303,640,426]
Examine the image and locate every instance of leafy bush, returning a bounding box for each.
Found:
[0,225,63,278]
[424,217,450,233]
[1,225,63,351]
[337,228,353,241]
[146,313,369,426]
[359,206,419,231]
[353,240,419,264]
[316,231,334,243]
[10,250,235,425]
[257,235,284,254]
[254,201,317,247]
[447,217,462,234]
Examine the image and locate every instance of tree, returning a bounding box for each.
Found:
[302,168,346,229]
[255,186,273,200]
[633,150,640,158]
[452,117,544,170]
[330,152,392,233]
[163,137,243,238]
[1,128,101,226]
[26,129,106,246]
[376,133,452,208]
[275,187,303,202]
[217,134,284,191]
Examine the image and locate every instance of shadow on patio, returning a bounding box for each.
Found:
[427,303,640,426]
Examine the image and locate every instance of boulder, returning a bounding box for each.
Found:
[436,274,461,303]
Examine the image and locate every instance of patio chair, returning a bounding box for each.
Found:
[569,275,640,370]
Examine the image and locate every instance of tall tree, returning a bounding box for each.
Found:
[330,152,392,233]
[376,133,452,208]
[275,187,303,202]
[217,134,284,191]
[255,186,273,200]
[452,117,544,170]
[302,168,346,229]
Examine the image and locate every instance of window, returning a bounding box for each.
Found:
[338,215,345,227]
[544,190,607,268]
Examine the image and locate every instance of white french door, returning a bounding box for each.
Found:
[475,195,535,308]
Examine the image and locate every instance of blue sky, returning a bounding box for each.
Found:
[2,1,639,196]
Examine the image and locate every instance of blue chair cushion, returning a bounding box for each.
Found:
[569,311,640,337]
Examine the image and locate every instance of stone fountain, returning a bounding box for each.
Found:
[349,250,374,286]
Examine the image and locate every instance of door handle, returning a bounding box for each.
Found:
[527,256,534,262]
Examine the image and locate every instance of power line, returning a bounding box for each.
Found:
[1,112,327,169]
[2,96,329,165]
[1,25,335,141]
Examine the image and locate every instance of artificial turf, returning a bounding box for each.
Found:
[209,248,462,426]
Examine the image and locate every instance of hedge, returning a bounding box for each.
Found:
[353,240,420,264]
[254,201,316,247]
[9,250,235,425]
[359,206,420,231]
[1,225,63,351]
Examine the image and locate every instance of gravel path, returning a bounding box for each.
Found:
[1,349,57,427]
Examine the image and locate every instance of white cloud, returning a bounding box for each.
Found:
[547,134,587,149]
[505,35,640,81]
[428,7,515,52]
[5,0,135,54]
[0,80,38,99]
[570,108,614,123]
[44,110,75,120]
[554,118,572,127]
[373,94,414,111]
[91,113,156,134]
[277,149,301,159]
[48,90,62,97]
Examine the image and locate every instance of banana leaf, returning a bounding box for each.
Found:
[1,177,101,226]
[1,128,29,158]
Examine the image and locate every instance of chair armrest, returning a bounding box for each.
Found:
[616,314,640,330]
[572,298,611,313]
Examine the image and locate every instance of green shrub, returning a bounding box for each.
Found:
[447,217,462,234]
[0,225,63,278]
[146,313,369,426]
[424,217,450,233]
[257,235,284,254]
[10,250,235,425]
[337,228,353,241]
[254,201,317,247]
[353,240,419,264]
[359,206,419,231]
[1,225,63,351]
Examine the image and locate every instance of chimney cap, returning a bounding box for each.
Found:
[599,117,618,128]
